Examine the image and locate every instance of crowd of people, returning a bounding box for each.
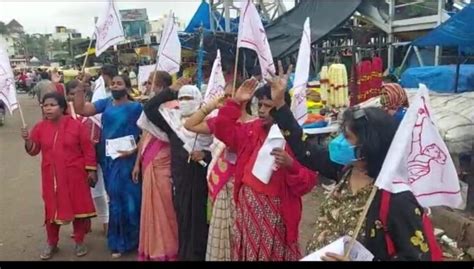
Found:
[20,61,446,261]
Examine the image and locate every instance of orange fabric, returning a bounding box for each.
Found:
[138,132,178,261]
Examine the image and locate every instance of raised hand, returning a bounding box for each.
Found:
[266,60,293,109]
[170,77,192,92]
[234,78,258,104]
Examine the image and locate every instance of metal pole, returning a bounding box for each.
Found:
[454,47,461,93]
[209,0,215,32]
[413,46,425,66]
[224,0,231,32]
[387,0,395,70]
[399,45,413,71]
[434,0,443,65]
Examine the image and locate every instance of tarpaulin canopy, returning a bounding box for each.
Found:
[266,0,361,58]
[185,0,239,33]
[412,3,474,53]
[400,65,474,93]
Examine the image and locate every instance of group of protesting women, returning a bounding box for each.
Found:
[21,61,443,261]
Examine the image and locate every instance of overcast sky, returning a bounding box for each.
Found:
[0,1,207,36]
[0,0,294,37]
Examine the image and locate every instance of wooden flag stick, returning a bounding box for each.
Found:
[232,47,240,98]
[344,185,378,259]
[81,38,94,72]
[17,103,26,128]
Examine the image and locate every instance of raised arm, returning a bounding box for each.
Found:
[269,61,341,179]
[144,77,190,134]
[213,79,258,151]
[184,96,224,135]
[73,82,97,117]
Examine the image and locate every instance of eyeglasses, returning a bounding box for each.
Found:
[352,106,368,121]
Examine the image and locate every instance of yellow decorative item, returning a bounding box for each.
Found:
[415,208,421,216]
[326,64,349,108]
[410,230,429,253]
[370,228,376,238]
[320,66,329,103]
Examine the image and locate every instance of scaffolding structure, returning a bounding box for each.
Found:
[209,0,287,32]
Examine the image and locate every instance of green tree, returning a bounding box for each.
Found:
[0,21,8,35]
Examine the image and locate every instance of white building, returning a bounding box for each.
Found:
[50,26,82,42]
[0,34,16,56]
[145,14,185,44]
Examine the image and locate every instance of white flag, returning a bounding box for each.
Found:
[237,0,275,79]
[291,17,310,125]
[204,50,226,104]
[90,76,109,128]
[156,12,181,75]
[375,84,462,208]
[138,64,156,93]
[0,47,18,114]
[94,0,125,57]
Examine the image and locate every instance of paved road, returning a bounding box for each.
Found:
[0,94,320,261]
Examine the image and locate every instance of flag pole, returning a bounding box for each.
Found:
[17,103,26,128]
[81,38,94,72]
[232,47,240,97]
[344,186,378,259]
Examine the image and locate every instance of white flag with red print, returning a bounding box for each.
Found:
[0,46,18,114]
[291,17,310,125]
[94,0,125,57]
[204,49,226,104]
[375,84,462,208]
[237,0,275,79]
[156,11,181,75]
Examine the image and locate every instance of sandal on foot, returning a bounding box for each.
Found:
[111,252,122,258]
[40,245,59,260]
[75,244,88,257]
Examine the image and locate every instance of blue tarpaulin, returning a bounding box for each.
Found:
[400,65,474,93]
[185,0,239,33]
[412,3,474,54]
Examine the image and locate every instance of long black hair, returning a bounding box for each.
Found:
[342,107,398,179]
[42,92,67,115]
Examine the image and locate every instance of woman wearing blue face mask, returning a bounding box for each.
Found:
[73,75,143,258]
[267,64,442,261]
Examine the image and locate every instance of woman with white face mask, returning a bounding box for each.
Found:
[144,78,213,261]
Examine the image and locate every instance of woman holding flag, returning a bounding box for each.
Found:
[268,62,442,261]
[73,75,143,258]
[21,92,97,260]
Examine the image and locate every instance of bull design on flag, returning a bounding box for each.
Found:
[407,100,448,184]
[375,84,462,208]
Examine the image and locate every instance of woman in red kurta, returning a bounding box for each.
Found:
[21,92,97,260]
[213,75,317,261]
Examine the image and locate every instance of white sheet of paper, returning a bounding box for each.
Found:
[251,124,286,184]
[300,236,374,262]
[106,135,137,160]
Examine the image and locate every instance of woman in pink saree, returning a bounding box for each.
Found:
[134,71,179,261]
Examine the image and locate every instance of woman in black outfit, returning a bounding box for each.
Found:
[266,62,442,261]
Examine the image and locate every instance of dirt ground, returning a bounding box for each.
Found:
[0,94,323,261]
